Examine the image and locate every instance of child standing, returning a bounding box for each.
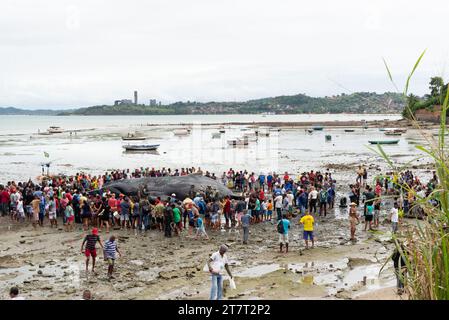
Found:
[267,200,273,221]
[103,235,121,280]
[195,214,209,240]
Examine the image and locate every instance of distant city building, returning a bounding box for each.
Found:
[134,91,138,105]
[149,99,157,106]
[158,101,162,106]
[114,99,133,106]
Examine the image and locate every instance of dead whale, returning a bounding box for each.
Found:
[98,174,240,200]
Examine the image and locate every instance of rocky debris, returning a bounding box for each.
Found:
[19,240,26,244]
[37,270,43,275]
[38,264,45,268]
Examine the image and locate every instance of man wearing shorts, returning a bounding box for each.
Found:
[81,228,103,274]
[277,214,290,253]
[300,211,315,249]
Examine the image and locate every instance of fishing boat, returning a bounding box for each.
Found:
[384,130,402,136]
[312,125,324,131]
[173,129,190,136]
[255,130,269,137]
[368,140,399,145]
[344,129,355,132]
[227,137,249,146]
[122,144,160,151]
[47,126,64,134]
[122,134,146,141]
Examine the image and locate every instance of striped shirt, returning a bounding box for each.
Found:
[84,234,99,251]
[104,240,117,259]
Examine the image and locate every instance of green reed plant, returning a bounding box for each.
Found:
[376,50,449,299]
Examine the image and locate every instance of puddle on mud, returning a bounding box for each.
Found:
[0,259,81,294]
[234,258,396,298]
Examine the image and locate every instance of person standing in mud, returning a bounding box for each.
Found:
[103,235,121,280]
[349,202,359,241]
[208,244,233,300]
[308,186,318,214]
[300,211,315,249]
[81,228,103,274]
[277,214,290,253]
[31,195,40,229]
[163,203,173,238]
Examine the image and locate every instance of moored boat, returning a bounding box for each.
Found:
[312,125,324,131]
[47,126,64,134]
[368,140,399,145]
[123,144,160,151]
[122,135,146,141]
[344,129,355,132]
[384,130,402,136]
[173,129,190,136]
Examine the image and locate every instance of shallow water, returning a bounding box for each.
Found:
[0,114,437,182]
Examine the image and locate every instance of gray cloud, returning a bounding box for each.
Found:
[1,0,448,109]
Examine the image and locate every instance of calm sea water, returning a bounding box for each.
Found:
[1,113,434,183]
[0,114,401,135]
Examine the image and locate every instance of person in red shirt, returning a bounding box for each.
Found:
[0,187,10,216]
[283,172,289,184]
[259,189,265,202]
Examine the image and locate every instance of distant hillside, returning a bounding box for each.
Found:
[0,107,61,115]
[58,92,405,115]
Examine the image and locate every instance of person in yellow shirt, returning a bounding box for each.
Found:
[299,212,315,249]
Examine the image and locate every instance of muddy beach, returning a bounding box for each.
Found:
[0,171,410,300]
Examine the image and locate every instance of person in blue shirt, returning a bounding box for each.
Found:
[259,174,266,190]
[277,214,290,253]
[297,189,308,216]
[267,174,273,192]
[195,214,209,240]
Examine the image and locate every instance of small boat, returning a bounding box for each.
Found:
[325,135,332,141]
[173,129,190,136]
[344,129,355,132]
[312,125,324,131]
[255,131,269,137]
[384,130,402,136]
[393,129,407,134]
[433,132,449,136]
[122,136,146,141]
[379,128,386,132]
[47,126,64,134]
[123,144,160,151]
[227,137,249,146]
[219,129,226,133]
[368,140,399,145]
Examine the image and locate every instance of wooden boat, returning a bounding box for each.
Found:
[122,144,160,151]
[173,129,190,136]
[47,126,64,134]
[384,131,402,136]
[227,137,249,146]
[344,129,355,132]
[312,125,324,131]
[122,136,146,141]
[368,140,399,145]
[393,129,407,134]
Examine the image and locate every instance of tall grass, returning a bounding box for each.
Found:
[377,51,449,300]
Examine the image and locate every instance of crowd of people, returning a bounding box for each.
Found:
[2,164,441,299]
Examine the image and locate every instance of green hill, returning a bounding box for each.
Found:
[58,92,404,116]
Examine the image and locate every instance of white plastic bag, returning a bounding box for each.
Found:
[203,263,209,272]
[229,278,236,290]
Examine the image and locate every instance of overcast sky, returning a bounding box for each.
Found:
[1,0,448,109]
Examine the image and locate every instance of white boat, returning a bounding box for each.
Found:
[123,144,160,151]
[47,126,64,134]
[173,129,190,136]
[227,137,249,146]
